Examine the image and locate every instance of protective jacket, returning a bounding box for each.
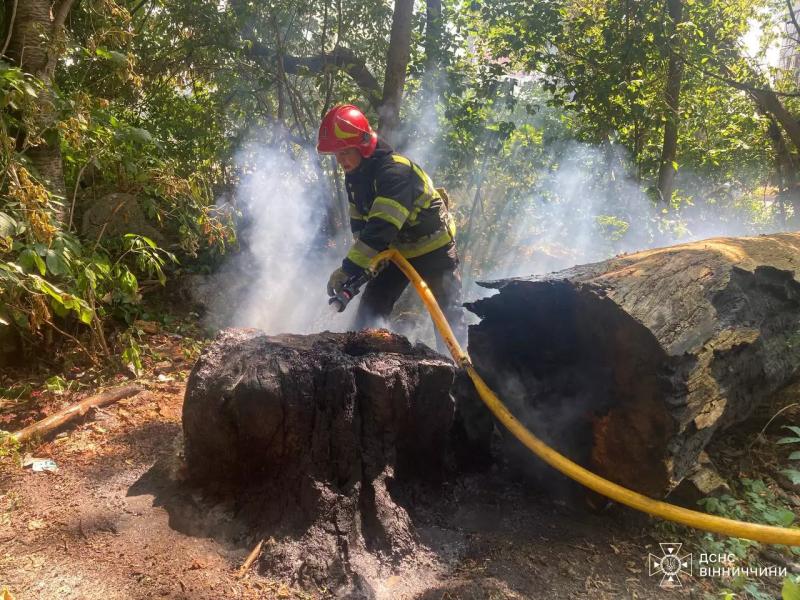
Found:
[342,140,456,276]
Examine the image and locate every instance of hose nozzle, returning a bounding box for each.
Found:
[328,272,371,313]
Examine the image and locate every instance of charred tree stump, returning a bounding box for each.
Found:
[183,328,455,591]
[466,232,800,497]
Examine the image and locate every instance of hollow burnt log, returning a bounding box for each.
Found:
[466,232,800,497]
[182,328,455,591]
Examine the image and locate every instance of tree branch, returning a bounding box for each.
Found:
[676,49,800,147]
[53,0,76,32]
[788,0,800,41]
[675,48,800,98]
[130,0,150,16]
[1,0,18,58]
[11,385,142,445]
[248,42,382,110]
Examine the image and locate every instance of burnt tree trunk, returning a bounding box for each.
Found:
[466,232,800,498]
[183,328,455,593]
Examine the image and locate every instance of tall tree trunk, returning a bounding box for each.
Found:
[418,0,443,169]
[379,0,414,146]
[721,59,800,156]
[656,0,684,204]
[767,118,800,225]
[5,0,74,220]
[741,82,800,224]
[423,0,442,99]
[749,87,800,153]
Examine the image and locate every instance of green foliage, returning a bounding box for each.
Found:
[463,0,782,234]
[0,174,184,359]
[699,479,795,532]
[595,215,630,241]
[0,433,20,459]
[740,580,781,600]
[784,576,800,600]
[45,374,66,392]
[0,1,234,368]
[692,475,796,588]
[686,426,800,599]
[119,329,143,375]
[778,425,800,486]
[1,0,797,367]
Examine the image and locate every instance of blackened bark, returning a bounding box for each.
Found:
[183,328,455,590]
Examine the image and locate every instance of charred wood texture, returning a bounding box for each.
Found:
[183,328,455,590]
[466,232,800,497]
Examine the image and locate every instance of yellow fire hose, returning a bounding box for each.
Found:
[370,249,800,546]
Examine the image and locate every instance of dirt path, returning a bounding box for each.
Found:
[0,361,751,599]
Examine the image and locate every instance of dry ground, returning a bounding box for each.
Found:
[0,333,794,599]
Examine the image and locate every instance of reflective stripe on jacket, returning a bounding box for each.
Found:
[342,140,456,275]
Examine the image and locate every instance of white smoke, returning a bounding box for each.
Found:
[462,139,784,288]
[219,132,356,334]
[205,111,783,349]
[468,141,653,282]
[396,83,445,173]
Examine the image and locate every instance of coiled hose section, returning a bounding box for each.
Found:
[371,249,800,545]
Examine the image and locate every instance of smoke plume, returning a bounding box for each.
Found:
[208,133,356,335]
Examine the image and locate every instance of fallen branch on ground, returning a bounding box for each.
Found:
[7,384,143,446]
[237,539,263,578]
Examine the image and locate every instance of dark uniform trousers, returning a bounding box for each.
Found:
[354,243,467,351]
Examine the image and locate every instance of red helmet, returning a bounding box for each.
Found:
[317,104,378,158]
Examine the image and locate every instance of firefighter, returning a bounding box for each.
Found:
[317,104,466,346]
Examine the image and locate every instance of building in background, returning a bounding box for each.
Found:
[779,4,800,85]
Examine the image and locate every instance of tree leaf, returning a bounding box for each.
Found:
[21,81,38,98]
[783,576,800,600]
[19,249,46,275]
[127,127,154,145]
[78,306,94,325]
[51,297,69,318]
[32,252,46,276]
[30,276,65,301]
[45,250,68,277]
[780,469,800,485]
[764,507,796,527]
[0,212,16,237]
[107,51,128,66]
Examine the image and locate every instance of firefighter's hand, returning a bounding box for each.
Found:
[327,267,348,297]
